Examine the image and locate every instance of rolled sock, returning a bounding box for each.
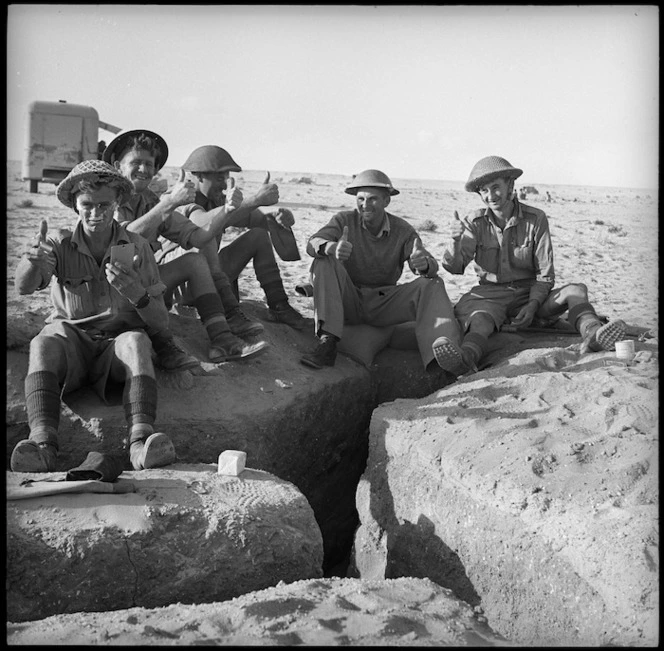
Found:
[576,314,603,341]
[461,332,489,368]
[123,375,158,446]
[193,293,232,342]
[129,423,154,448]
[212,272,240,311]
[255,258,288,308]
[567,302,600,336]
[25,371,61,449]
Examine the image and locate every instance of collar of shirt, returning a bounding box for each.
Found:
[70,220,131,259]
[483,199,522,230]
[194,189,218,211]
[359,210,391,236]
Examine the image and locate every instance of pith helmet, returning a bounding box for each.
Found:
[182,145,242,173]
[102,129,169,171]
[345,169,399,196]
[465,156,523,193]
[56,160,134,209]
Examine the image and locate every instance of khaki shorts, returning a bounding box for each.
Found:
[454,284,533,332]
[36,322,143,402]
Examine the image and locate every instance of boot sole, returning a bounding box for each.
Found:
[10,440,57,473]
[432,337,469,376]
[210,340,269,363]
[595,320,627,351]
[139,433,176,470]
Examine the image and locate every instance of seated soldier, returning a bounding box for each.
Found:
[436,155,626,376]
[158,145,307,330]
[103,130,267,363]
[299,169,462,370]
[10,160,177,473]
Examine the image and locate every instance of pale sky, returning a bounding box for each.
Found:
[7,4,660,189]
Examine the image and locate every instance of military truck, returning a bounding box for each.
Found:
[22,100,121,193]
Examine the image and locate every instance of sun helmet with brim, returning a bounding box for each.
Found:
[102,129,169,171]
[181,145,242,173]
[344,169,400,196]
[464,156,523,193]
[56,160,134,209]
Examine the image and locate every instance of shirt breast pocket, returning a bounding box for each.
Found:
[476,242,500,273]
[511,240,533,268]
[61,276,94,316]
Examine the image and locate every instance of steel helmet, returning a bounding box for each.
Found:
[102,129,169,171]
[465,156,523,193]
[344,169,399,196]
[181,145,242,173]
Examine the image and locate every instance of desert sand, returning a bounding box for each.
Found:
[5,160,659,644]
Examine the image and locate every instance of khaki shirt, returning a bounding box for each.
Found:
[442,201,555,306]
[39,221,166,333]
[306,209,439,288]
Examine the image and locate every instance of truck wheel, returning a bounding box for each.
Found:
[29,180,39,193]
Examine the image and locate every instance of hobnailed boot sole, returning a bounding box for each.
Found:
[432,337,470,377]
[10,440,58,473]
[595,320,627,351]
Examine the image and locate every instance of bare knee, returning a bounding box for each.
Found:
[114,330,152,363]
[467,312,495,337]
[559,282,589,301]
[28,334,67,374]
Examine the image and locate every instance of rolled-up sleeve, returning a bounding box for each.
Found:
[158,210,201,251]
[529,215,555,305]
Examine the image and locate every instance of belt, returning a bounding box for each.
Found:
[498,281,533,290]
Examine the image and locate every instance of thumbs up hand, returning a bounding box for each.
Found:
[451,210,466,241]
[326,225,353,261]
[409,236,430,273]
[25,219,55,268]
[224,176,243,213]
[253,171,279,207]
[167,168,197,207]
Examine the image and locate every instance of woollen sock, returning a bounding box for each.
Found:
[253,257,288,309]
[567,302,601,337]
[192,293,232,343]
[211,272,240,312]
[25,371,61,449]
[461,332,489,370]
[123,374,158,446]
